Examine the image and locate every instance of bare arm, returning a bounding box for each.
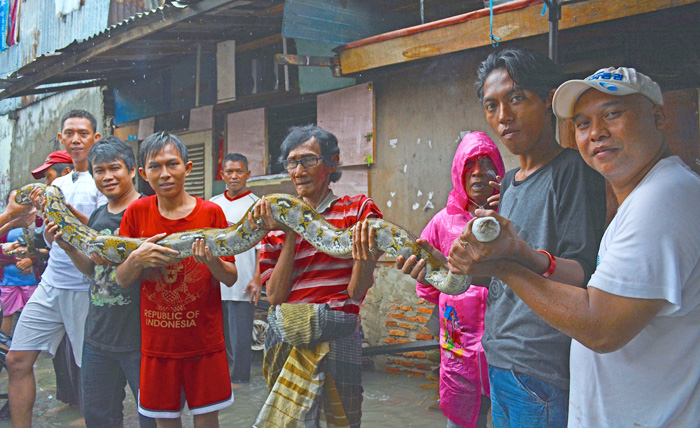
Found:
[244,249,262,305]
[66,203,90,225]
[452,210,586,287]
[45,221,94,277]
[0,190,36,236]
[265,233,297,305]
[250,199,297,306]
[503,235,585,286]
[115,233,179,287]
[347,220,383,300]
[191,238,238,286]
[488,260,665,353]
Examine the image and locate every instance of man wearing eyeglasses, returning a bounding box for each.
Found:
[251,125,382,427]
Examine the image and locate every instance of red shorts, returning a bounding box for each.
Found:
[138,350,233,418]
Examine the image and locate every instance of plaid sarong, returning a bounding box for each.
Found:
[254,303,363,428]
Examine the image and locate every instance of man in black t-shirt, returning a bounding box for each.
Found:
[48,136,155,428]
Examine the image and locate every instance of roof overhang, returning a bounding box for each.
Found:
[336,0,698,74]
[0,0,284,100]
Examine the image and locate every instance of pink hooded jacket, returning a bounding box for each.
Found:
[416,132,505,427]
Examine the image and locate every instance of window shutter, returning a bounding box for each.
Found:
[185,143,206,198]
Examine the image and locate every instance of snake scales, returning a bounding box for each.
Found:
[16,183,482,295]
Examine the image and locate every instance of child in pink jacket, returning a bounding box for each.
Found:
[416,132,505,428]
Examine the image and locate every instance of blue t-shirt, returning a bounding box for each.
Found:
[0,228,36,287]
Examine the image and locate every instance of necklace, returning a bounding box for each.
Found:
[467,197,489,212]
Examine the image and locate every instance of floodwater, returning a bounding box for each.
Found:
[0,353,447,427]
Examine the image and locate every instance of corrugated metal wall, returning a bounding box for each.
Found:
[0,0,148,79]
[8,87,105,190]
[109,0,162,26]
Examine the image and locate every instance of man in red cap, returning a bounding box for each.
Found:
[31,147,83,413]
[31,149,73,185]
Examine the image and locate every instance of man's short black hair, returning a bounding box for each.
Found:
[476,47,565,104]
[139,131,188,168]
[60,110,98,134]
[223,153,248,170]
[88,135,137,176]
[49,163,73,175]
[279,125,342,183]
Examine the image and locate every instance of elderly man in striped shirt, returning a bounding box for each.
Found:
[251,125,382,427]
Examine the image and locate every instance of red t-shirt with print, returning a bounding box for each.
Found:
[120,195,236,358]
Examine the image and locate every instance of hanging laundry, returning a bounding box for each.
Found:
[6,0,19,47]
[55,0,81,18]
[0,0,9,51]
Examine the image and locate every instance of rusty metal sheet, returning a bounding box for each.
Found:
[109,0,162,26]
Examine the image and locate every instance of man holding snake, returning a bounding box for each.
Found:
[252,125,381,427]
[115,132,237,426]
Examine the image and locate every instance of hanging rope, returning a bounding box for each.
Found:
[489,0,502,47]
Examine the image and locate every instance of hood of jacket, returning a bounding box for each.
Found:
[446,132,506,216]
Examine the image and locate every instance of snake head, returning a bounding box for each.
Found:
[15,183,45,205]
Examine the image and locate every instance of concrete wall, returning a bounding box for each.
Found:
[0,115,14,210]
[9,88,105,190]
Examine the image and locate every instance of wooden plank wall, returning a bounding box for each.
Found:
[226,108,268,177]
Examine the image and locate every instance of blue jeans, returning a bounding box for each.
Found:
[447,419,465,428]
[222,300,255,382]
[81,341,156,428]
[488,366,568,428]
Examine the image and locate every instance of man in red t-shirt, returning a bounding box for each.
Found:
[252,125,382,427]
[115,132,237,426]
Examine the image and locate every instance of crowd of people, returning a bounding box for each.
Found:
[0,45,697,428]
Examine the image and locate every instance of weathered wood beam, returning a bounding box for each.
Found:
[236,33,283,53]
[0,0,250,100]
[338,0,698,74]
[12,80,107,97]
[180,15,281,25]
[213,89,314,113]
[109,42,216,53]
[276,54,339,67]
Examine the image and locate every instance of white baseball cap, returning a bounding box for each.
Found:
[552,67,663,119]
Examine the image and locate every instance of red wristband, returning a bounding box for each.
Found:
[537,250,556,278]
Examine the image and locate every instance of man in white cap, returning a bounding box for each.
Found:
[448,67,700,427]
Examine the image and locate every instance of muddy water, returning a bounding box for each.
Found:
[0,355,447,427]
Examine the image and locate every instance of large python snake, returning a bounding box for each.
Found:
[16,183,492,295]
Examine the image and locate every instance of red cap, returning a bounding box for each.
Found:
[31,150,73,179]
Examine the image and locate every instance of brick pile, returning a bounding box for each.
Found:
[380,296,440,379]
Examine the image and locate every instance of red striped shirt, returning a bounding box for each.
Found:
[259,194,382,314]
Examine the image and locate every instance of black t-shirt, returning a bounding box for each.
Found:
[84,199,142,352]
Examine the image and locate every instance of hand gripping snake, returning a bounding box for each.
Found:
[16,183,500,295]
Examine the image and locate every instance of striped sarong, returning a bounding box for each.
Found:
[254,303,362,428]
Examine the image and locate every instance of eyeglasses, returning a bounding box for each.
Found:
[282,156,323,170]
